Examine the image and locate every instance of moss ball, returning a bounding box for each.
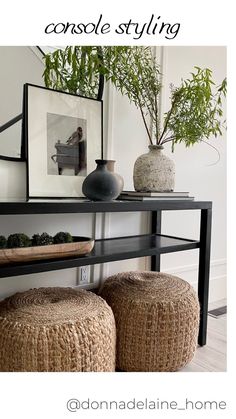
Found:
[32,232,53,246]
[53,232,73,244]
[7,233,31,248]
[0,235,7,249]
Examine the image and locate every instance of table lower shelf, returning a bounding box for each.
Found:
[0,233,200,278]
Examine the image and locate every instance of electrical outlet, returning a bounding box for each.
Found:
[78,266,90,285]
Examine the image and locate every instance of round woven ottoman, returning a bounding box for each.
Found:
[100,271,199,372]
[0,287,116,372]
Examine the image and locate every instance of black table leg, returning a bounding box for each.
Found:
[198,208,212,346]
[151,210,162,272]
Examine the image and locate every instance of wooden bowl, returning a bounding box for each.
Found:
[0,236,94,265]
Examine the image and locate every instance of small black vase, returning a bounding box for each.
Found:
[82,160,120,201]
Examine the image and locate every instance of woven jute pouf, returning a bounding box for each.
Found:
[0,287,116,372]
[100,271,200,372]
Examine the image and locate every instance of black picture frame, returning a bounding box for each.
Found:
[0,112,25,162]
[24,83,103,199]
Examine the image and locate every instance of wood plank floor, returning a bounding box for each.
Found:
[181,299,227,372]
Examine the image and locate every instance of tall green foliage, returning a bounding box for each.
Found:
[160,67,227,148]
[43,47,227,149]
[100,46,162,145]
[43,46,102,98]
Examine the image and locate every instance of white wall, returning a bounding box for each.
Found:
[161,46,226,302]
[0,46,226,302]
[0,47,95,298]
[103,46,227,302]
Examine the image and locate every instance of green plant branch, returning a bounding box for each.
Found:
[154,93,159,142]
[161,135,175,145]
[43,49,227,154]
[158,96,178,145]
[138,102,153,145]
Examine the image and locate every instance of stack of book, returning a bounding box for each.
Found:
[118,191,194,201]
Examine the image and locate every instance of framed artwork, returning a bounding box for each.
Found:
[24,83,103,198]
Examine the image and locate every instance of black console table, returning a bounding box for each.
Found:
[0,199,212,346]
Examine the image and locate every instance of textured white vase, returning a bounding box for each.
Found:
[133,145,175,192]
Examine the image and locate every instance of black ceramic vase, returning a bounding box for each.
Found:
[82,160,121,201]
[106,160,124,195]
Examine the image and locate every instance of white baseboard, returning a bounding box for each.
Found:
[208,275,227,303]
[162,258,226,304]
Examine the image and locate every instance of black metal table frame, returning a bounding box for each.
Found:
[150,204,212,347]
[0,199,212,346]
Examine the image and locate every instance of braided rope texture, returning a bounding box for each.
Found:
[100,271,200,372]
[0,287,116,372]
